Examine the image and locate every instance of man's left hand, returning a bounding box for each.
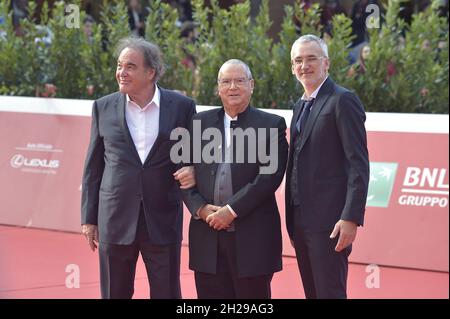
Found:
[174,166,196,189]
[206,206,235,231]
[330,219,357,252]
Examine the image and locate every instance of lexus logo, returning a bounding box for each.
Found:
[10,154,24,168]
[10,154,60,169]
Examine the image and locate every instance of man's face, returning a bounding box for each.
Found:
[217,64,254,112]
[291,41,329,93]
[116,48,155,96]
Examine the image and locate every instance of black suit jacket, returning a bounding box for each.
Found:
[128,8,145,37]
[81,87,196,245]
[182,106,288,278]
[285,77,369,237]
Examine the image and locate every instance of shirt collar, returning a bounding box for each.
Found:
[126,85,161,110]
[224,112,238,122]
[301,75,328,101]
[224,112,238,129]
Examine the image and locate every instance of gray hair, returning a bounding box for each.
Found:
[115,36,165,81]
[291,34,329,59]
[218,59,253,80]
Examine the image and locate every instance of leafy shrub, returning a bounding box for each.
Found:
[0,0,447,113]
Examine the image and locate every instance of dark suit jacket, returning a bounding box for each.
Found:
[81,87,196,245]
[128,8,145,37]
[285,77,369,237]
[182,106,288,278]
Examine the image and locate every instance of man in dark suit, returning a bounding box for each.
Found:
[182,59,288,299]
[81,37,196,299]
[286,34,369,299]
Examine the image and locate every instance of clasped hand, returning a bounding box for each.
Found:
[198,204,235,231]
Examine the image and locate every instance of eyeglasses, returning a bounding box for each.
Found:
[217,77,251,88]
[292,56,325,66]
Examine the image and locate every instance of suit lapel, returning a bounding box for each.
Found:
[229,106,252,186]
[298,77,334,152]
[290,99,303,143]
[209,108,224,175]
[199,108,223,198]
[144,87,170,166]
[117,93,141,164]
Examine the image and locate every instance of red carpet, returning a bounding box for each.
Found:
[0,225,447,299]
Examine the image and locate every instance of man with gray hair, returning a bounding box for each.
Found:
[285,34,369,298]
[81,36,196,298]
[182,59,288,298]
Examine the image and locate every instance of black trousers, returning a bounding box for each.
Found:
[99,206,181,299]
[292,207,352,299]
[195,231,273,299]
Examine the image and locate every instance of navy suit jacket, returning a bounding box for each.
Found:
[285,77,370,237]
[81,87,196,245]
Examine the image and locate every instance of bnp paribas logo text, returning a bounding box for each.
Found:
[366,162,398,208]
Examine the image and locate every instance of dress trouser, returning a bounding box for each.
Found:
[99,204,181,299]
[292,206,352,299]
[195,230,273,299]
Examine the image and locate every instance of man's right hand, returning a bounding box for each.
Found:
[197,204,221,222]
[174,166,196,189]
[81,224,99,252]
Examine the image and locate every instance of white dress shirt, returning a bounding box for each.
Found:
[125,86,161,164]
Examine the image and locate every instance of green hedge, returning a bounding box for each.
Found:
[0,0,448,113]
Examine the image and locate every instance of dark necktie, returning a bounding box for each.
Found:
[295,98,314,134]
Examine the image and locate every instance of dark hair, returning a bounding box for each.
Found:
[115,36,165,81]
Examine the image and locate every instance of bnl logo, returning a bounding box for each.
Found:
[366,162,398,208]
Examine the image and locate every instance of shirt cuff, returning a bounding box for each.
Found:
[226,204,237,218]
[194,205,204,220]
